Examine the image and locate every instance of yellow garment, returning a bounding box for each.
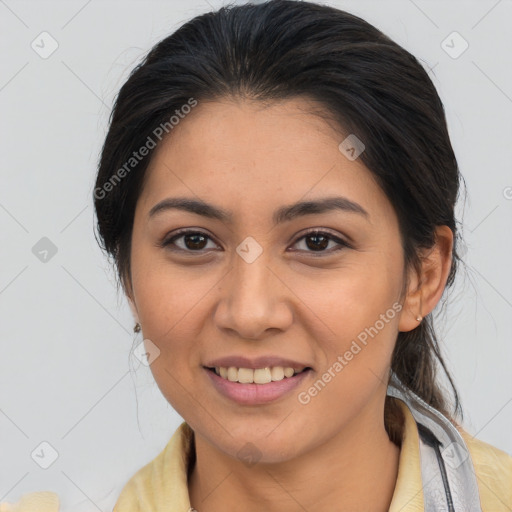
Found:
[2,398,511,511]
[0,492,59,512]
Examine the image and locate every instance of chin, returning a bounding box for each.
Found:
[211,424,307,464]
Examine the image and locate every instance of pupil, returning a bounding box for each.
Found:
[186,234,207,250]
[306,234,328,251]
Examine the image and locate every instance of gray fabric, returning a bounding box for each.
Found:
[387,372,482,511]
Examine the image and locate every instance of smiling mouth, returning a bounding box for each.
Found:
[204,366,312,384]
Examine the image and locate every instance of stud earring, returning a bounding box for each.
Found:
[134,322,141,333]
[416,315,422,322]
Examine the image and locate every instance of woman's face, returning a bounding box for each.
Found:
[128,97,413,463]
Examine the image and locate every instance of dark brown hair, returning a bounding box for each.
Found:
[93,0,467,438]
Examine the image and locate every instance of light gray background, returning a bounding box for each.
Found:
[1,0,511,510]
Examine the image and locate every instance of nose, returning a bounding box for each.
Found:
[213,249,293,340]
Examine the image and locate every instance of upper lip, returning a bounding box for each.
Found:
[204,355,313,372]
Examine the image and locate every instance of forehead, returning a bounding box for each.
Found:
[137,97,393,226]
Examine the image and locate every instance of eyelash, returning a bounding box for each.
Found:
[160,228,351,256]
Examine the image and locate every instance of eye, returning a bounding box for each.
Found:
[161,229,219,253]
[160,228,351,255]
[290,229,351,255]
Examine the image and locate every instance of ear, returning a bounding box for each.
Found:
[125,278,140,325]
[127,295,140,325]
[398,225,453,333]
[122,272,139,324]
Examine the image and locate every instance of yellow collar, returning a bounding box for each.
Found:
[388,398,424,511]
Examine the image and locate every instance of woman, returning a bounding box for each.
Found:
[3,1,511,511]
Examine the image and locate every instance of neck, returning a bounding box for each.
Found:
[188,398,401,512]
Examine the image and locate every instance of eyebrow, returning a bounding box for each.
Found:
[148,196,369,224]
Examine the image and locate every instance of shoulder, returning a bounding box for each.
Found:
[113,445,169,511]
[458,426,512,508]
[113,421,194,511]
[0,491,59,512]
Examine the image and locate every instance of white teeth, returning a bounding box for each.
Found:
[271,366,284,381]
[254,368,272,384]
[227,367,238,382]
[213,366,306,384]
[283,367,295,378]
[238,367,254,383]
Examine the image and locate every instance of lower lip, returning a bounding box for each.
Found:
[204,367,312,405]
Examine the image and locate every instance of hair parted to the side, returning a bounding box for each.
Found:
[93,0,467,441]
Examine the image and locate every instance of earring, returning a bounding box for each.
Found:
[416,315,422,322]
[133,322,141,333]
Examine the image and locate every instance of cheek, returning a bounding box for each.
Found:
[292,258,400,337]
[133,269,206,416]
[295,295,399,431]
[131,245,208,341]
[130,259,217,409]
[289,264,400,389]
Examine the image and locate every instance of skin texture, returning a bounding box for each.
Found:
[126,97,453,512]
